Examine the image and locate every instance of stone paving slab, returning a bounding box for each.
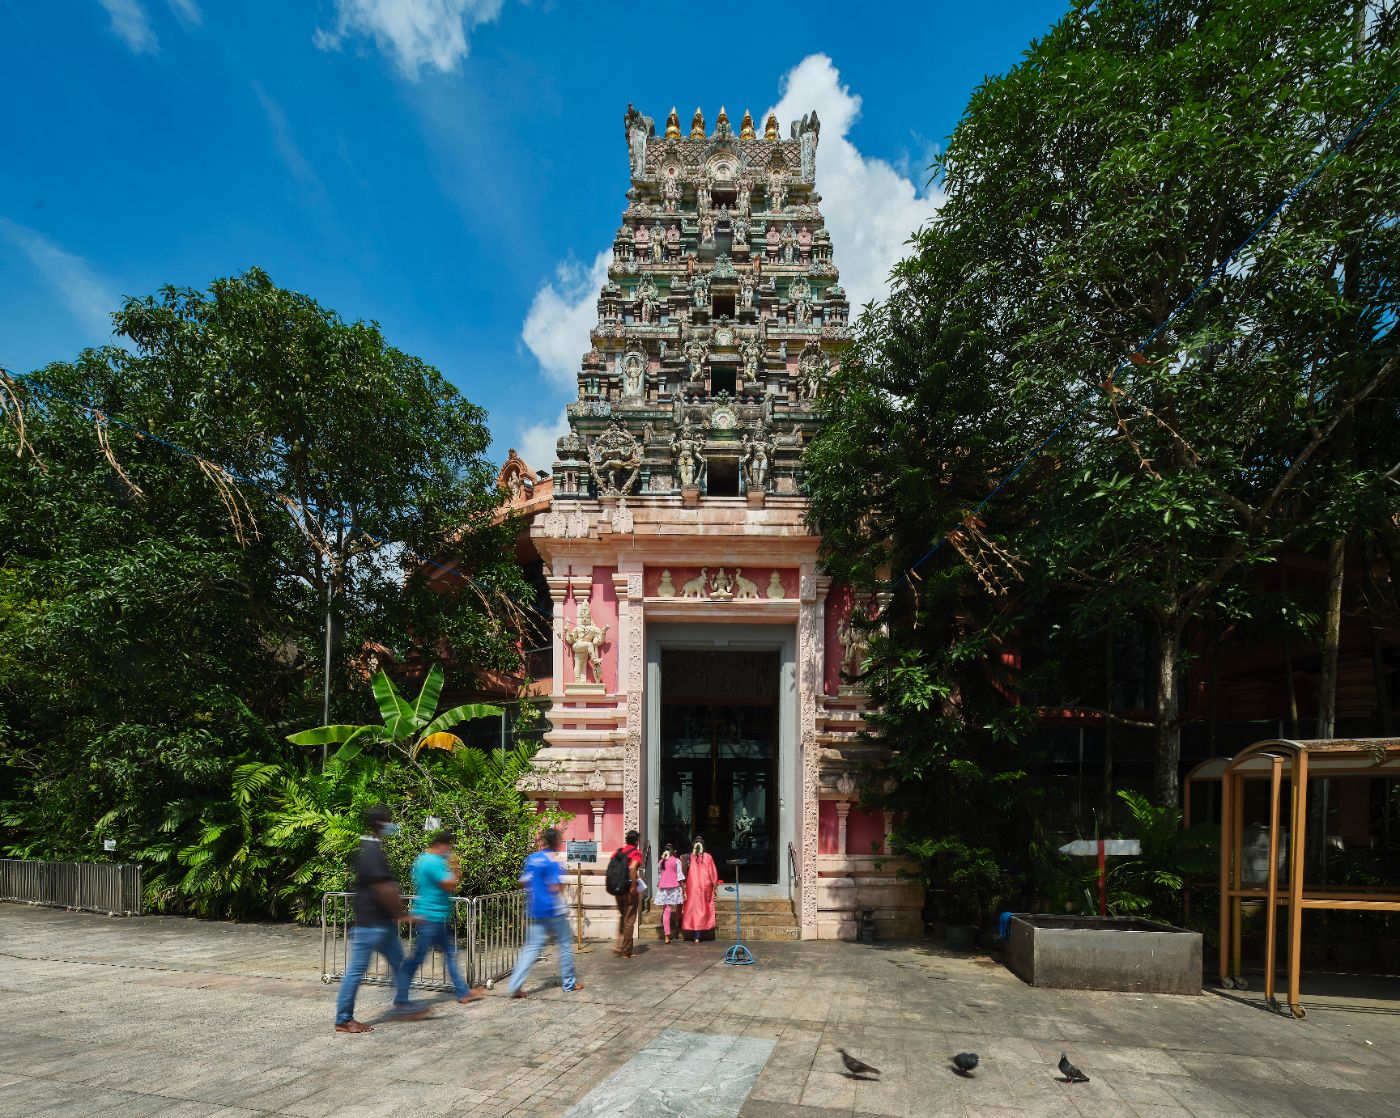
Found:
[3,902,1400,1117]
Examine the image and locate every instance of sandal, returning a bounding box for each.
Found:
[335,1020,374,1034]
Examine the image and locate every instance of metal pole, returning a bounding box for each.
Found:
[322,568,334,767]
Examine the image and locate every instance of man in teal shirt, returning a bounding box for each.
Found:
[395,831,481,1006]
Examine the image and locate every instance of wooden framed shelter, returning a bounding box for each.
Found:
[1217,738,1400,1018]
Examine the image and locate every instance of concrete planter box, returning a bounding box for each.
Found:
[1004,915,1202,995]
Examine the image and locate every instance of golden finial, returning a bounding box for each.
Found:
[665,106,681,139]
[690,108,706,139]
[740,108,756,140]
[763,112,780,141]
[716,105,730,134]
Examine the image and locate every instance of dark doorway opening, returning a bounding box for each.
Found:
[707,455,740,496]
[710,365,736,396]
[712,294,736,319]
[659,649,780,883]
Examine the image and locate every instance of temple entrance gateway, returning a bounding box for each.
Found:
[659,650,780,883]
[646,632,796,891]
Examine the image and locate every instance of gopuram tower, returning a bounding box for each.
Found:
[519,104,920,941]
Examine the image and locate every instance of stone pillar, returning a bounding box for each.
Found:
[797,572,829,938]
[591,799,605,842]
[882,809,895,855]
[546,576,570,696]
[836,800,851,856]
[618,571,645,833]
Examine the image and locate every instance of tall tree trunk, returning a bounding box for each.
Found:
[1153,620,1181,807]
[1364,537,1394,735]
[1102,625,1115,822]
[1317,536,1345,738]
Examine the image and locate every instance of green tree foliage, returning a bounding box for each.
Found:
[807,0,1400,884]
[0,270,534,899]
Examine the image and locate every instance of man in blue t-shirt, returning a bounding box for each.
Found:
[394,831,482,1007]
[505,828,583,998]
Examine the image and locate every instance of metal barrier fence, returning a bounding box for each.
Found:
[0,859,144,916]
[320,888,534,991]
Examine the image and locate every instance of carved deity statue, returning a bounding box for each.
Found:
[698,210,716,246]
[697,178,711,213]
[790,275,813,323]
[566,600,609,686]
[799,343,827,400]
[709,567,735,599]
[766,168,787,212]
[674,421,704,487]
[780,224,798,264]
[588,418,642,495]
[733,215,750,244]
[621,351,645,398]
[649,223,665,264]
[736,177,752,217]
[741,424,773,493]
[662,168,682,212]
[739,272,756,310]
[689,273,709,312]
[838,613,870,678]
[739,337,762,380]
[666,222,680,256]
[636,275,659,324]
[683,336,708,380]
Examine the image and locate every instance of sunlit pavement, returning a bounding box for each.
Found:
[3,903,1399,1117]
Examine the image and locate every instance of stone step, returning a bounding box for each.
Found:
[714,899,795,915]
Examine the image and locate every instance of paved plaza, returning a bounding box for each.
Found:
[3,903,1399,1118]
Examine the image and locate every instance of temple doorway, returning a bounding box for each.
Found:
[658,649,781,884]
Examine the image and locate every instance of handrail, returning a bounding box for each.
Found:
[787,841,799,910]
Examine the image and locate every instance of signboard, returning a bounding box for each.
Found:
[566,840,599,863]
[1058,839,1141,856]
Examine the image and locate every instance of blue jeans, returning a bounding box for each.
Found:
[396,918,470,1002]
[335,923,411,1025]
[506,912,577,995]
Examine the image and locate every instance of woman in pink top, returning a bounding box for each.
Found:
[654,843,685,944]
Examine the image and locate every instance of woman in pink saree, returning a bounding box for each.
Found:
[681,837,719,942]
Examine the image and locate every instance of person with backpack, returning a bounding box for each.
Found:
[505,827,583,998]
[607,829,644,958]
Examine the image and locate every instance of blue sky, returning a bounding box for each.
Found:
[1,0,1067,469]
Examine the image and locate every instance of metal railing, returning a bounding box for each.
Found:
[788,842,800,911]
[320,888,532,991]
[0,859,144,916]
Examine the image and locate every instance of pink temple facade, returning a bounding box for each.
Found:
[510,105,921,940]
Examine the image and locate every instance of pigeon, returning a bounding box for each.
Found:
[837,1049,880,1078]
[1058,1052,1089,1084]
[952,1052,979,1076]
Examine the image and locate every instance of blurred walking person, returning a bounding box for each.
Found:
[506,828,583,998]
[396,830,482,1007]
[335,806,430,1033]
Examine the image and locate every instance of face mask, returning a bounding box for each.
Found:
[381,823,401,837]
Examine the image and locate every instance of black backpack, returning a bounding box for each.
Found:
[605,847,633,896]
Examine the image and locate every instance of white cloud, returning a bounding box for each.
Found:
[513,410,570,474]
[251,82,322,189]
[520,250,608,393]
[766,54,944,309]
[97,0,157,54]
[314,0,505,80]
[0,218,117,338]
[166,0,201,27]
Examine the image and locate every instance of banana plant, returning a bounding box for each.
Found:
[287,664,502,764]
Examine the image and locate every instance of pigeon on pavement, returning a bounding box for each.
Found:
[837,1049,881,1078]
[952,1052,979,1076]
[1058,1053,1090,1083]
